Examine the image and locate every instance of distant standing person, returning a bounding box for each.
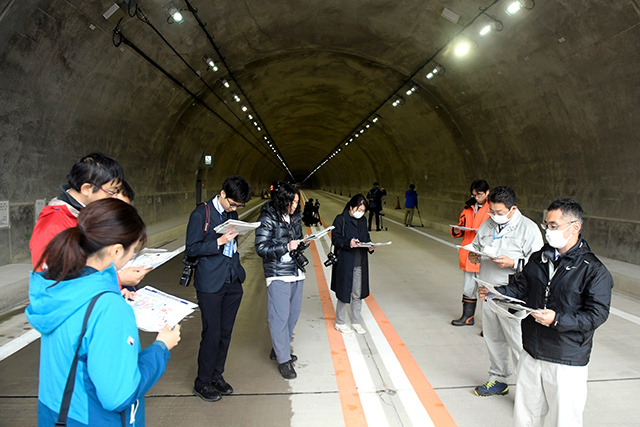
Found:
[185,175,252,402]
[404,184,418,227]
[450,180,491,326]
[366,182,387,232]
[26,199,181,426]
[255,183,305,380]
[331,194,375,335]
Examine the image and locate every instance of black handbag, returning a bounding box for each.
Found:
[180,201,211,286]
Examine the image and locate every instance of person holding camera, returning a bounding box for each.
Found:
[255,183,306,380]
[330,194,374,335]
[185,175,252,402]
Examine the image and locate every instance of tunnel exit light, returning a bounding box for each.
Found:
[204,155,212,167]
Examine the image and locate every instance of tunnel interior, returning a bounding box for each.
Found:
[1,0,639,266]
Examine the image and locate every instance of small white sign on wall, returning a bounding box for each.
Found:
[35,199,46,224]
[0,201,9,229]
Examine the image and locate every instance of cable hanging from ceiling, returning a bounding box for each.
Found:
[111,20,283,171]
[183,0,294,180]
[302,0,535,183]
[121,1,293,178]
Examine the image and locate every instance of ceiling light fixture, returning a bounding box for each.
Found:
[506,1,522,15]
[454,41,471,56]
[204,57,218,72]
[425,63,445,80]
[164,2,184,24]
[391,96,405,107]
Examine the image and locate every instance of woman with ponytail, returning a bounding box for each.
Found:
[26,198,181,426]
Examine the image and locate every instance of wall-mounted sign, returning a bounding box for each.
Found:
[35,199,46,224]
[0,201,9,229]
[204,155,213,167]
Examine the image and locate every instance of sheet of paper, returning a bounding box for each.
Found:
[449,224,477,231]
[301,225,335,242]
[126,286,198,332]
[214,219,261,235]
[456,244,499,260]
[358,241,392,248]
[121,247,183,270]
[474,278,538,313]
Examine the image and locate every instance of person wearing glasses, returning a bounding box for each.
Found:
[255,183,305,379]
[186,175,252,402]
[29,153,149,290]
[450,180,491,326]
[467,186,543,397]
[478,198,612,426]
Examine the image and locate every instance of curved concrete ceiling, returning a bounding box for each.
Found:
[1,0,639,264]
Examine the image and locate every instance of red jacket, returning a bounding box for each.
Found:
[30,199,79,270]
[451,202,490,272]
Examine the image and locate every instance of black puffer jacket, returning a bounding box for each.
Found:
[498,238,613,366]
[255,201,304,278]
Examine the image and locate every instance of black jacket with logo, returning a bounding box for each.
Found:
[497,238,613,366]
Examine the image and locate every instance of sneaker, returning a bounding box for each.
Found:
[474,380,509,397]
[351,323,367,334]
[278,360,297,379]
[270,348,298,362]
[334,323,353,334]
[212,377,233,395]
[193,382,222,402]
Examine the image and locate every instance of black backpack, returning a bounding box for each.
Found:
[367,188,378,209]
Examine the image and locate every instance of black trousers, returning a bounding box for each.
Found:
[195,280,243,387]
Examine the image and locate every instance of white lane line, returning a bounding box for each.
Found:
[314,224,435,426]
[383,216,457,248]
[314,235,390,426]
[610,307,640,325]
[0,329,40,362]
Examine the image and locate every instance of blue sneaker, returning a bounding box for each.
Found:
[474,380,509,397]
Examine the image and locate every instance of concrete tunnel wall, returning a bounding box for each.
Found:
[0,0,639,268]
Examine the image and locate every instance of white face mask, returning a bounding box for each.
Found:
[545,228,574,249]
[352,211,365,219]
[491,207,513,225]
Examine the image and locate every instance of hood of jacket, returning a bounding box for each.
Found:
[26,265,121,335]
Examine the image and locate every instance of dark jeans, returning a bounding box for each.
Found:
[195,280,243,386]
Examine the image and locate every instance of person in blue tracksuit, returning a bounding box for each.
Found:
[26,198,181,426]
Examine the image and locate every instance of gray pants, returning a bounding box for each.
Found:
[482,300,523,382]
[462,270,479,299]
[335,267,363,325]
[268,279,304,364]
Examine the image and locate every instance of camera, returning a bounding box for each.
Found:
[179,255,199,287]
[290,241,310,272]
[324,251,338,267]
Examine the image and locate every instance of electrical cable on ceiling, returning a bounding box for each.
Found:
[112,25,283,171]
[183,0,294,181]
[303,0,504,183]
[125,3,271,161]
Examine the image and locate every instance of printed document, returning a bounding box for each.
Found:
[126,286,198,332]
[449,224,478,231]
[121,247,183,270]
[214,219,261,235]
[301,225,335,242]
[474,278,538,318]
[358,241,392,248]
[456,243,499,260]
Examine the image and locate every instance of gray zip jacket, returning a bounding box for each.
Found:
[471,209,544,286]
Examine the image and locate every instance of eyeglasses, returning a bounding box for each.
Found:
[540,220,576,231]
[96,185,122,197]
[226,198,245,209]
[471,192,486,198]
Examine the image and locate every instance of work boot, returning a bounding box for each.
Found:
[451,298,477,326]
